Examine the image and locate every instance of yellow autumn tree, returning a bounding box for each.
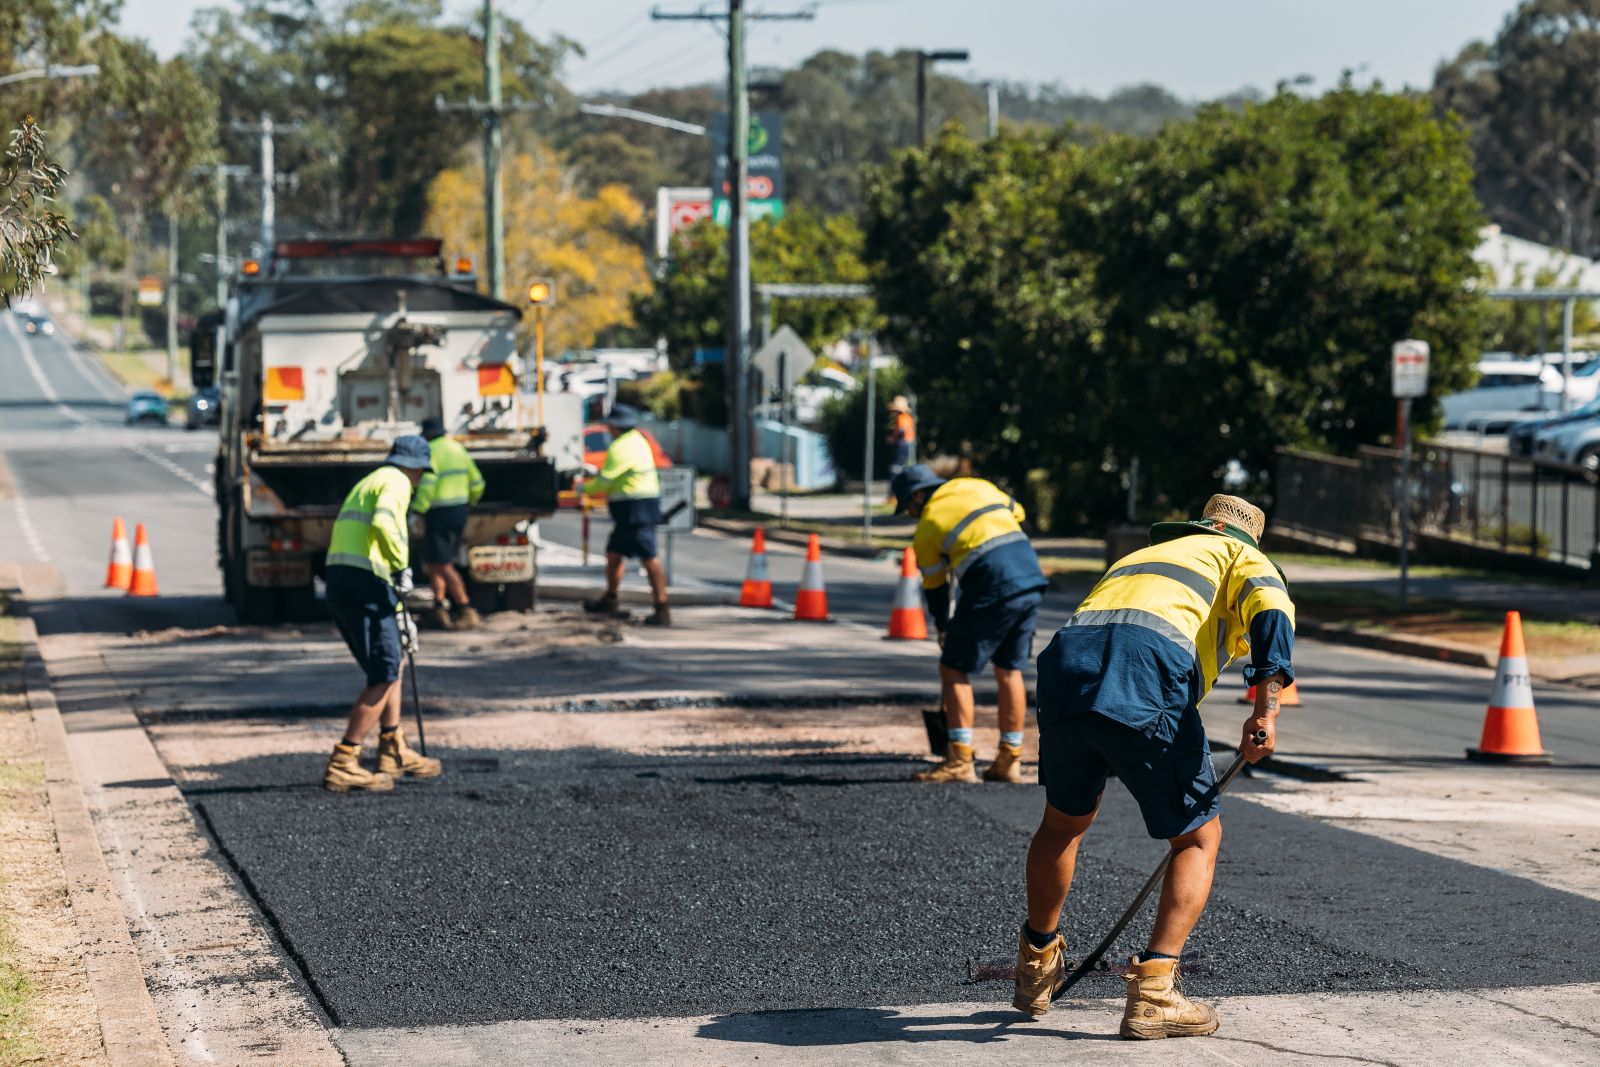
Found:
[425,144,651,353]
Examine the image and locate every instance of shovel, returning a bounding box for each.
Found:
[922,691,949,757]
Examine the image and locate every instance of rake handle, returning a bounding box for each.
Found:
[406,648,427,757]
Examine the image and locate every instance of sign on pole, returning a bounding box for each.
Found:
[751,324,816,395]
[658,465,698,532]
[1392,340,1430,398]
[137,276,164,307]
[711,111,783,224]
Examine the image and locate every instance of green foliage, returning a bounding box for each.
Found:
[632,205,879,372]
[817,364,907,481]
[0,118,75,301]
[863,85,1491,530]
[1434,0,1600,254]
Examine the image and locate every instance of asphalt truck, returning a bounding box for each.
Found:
[190,238,560,625]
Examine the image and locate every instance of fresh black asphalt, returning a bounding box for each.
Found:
[190,738,1600,1028]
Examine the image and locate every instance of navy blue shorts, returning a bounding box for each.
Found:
[421,504,468,566]
[325,565,404,687]
[940,589,1042,674]
[607,497,660,560]
[1038,711,1220,839]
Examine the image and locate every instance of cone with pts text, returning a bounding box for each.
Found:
[887,546,928,639]
[792,533,829,621]
[739,529,774,608]
[1467,610,1552,764]
[126,523,159,597]
[104,516,132,590]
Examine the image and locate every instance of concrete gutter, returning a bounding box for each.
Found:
[12,605,175,1067]
[539,579,733,607]
[699,517,896,560]
[1297,619,1496,670]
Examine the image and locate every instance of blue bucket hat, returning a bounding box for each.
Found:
[890,463,945,514]
[420,416,446,440]
[385,435,433,470]
[606,404,640,431]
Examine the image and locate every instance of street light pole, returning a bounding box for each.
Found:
[916,49,969,145]
[166,212,179,386]
[484,0,505,300]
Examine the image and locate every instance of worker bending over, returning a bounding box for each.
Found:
[321,436,444,792]
[412,416,486,631]
[891,464,1047,784]
[582,405,669,626]
[1014,494,1293,1040]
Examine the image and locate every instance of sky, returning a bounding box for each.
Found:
[124,0,1520,100]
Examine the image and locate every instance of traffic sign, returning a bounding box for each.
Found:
[658,465,697,532]
[1392,340,1430,398]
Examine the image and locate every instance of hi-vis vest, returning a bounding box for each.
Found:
[585,429,660,501]
[412,436,485,513]
[326,466,413,582]
[1067,533,1295,698]
[913,477,1029,591]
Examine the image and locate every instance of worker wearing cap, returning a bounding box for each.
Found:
[411,416,486,631]
[581,405,670,626]
[1012,494,1294,1040]
[321,435,443,793]
[886,395,916,477]
[891,464,1048,785]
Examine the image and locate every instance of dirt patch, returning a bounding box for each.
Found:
[0,629,107,1066]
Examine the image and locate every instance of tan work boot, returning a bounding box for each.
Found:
[424,604,455,630]
[1119,955,1219,1040]
[1012,926,1065,1016]
[453,605,482,631]
[913,742,979,783]
[376,726,443,779]
[641,604,671,627]
[983,743,1024,783]
[323,742,394,793]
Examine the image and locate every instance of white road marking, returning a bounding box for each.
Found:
[4,311,59,402]
[12,493,51,563]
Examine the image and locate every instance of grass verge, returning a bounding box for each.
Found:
[1295,583,1600,658]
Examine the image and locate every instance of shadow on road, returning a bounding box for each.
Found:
[695,1006,1117,1047]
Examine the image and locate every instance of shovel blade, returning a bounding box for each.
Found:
[922,708,949,756]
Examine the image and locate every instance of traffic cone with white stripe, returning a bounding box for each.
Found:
[1239,680,1302,705]
[739,529,774,608]
[126,523,159,597]
[1467,611,1552,764]
[793,533,829,621]
[887,546,927,639]
[105,516,133,590]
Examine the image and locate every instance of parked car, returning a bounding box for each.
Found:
[1508,396,1600,456]
[185,385,221,430]
[125,390,169,425]
[1439,358,1564,431]
[1536,416,1600,473]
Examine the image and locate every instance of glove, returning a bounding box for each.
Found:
[398,608,418,654]
[394,568,415,595]
[581,463,600,476]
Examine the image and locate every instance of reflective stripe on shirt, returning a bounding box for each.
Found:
[1065,606,1198,660]
[1103,561,1218,604]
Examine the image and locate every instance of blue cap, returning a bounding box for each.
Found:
[890,463,945,513]
[606,404,640,431]
[385,435,433,470]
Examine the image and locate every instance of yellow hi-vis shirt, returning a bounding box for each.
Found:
[412,436,485,513]
[326,465,413,583]
[1067,532,1295,701]
[583,428,660,501]
[913,477,1030,592]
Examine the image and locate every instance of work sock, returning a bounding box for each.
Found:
[948,726,973,747]
[1024,923,1058,949]
[1000,731,1024,748]
[379,726,398,739]
[1142,949,1179,961]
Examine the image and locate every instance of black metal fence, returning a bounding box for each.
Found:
[1274,443,1600,572]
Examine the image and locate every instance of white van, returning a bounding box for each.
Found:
[1440,358,1564,431]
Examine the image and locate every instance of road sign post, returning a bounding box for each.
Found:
[1392,340,1430,611]
[658,465,698,587]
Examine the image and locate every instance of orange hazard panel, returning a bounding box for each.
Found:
[478,364,515,396]
[264,366,305,401]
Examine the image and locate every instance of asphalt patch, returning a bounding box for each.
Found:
[193,746,1600,1028]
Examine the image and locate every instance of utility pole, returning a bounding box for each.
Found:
[166,211,180,385]
[915,49,970,146]
[194,163,251,308]
[985,80,1000,138]
[231,114,301,252]
[652,1,815,510]
[437,1,538,302]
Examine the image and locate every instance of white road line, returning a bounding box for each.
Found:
[12,494,52,563]
[4,311,59,402]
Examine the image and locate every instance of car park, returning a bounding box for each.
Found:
[1440,357,1564,432]
[125,390,169,426]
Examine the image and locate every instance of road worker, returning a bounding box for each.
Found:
[581,404,670,626]
[1013,494,1293,1040]
[886,395,916,477]
[412,415,486,631]
[891,464,1048,784]
[321,436,443,793]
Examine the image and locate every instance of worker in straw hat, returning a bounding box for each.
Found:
[890,463,1048,785]
[1011,494,1294,1039]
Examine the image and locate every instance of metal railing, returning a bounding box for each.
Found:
[1275,443,1600,571]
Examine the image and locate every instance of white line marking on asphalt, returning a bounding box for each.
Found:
[4,311,59,402]
[12,494,51,562]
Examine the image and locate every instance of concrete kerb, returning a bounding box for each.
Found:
[540,576,734,607]
[10,601,176,1067]
[1297,619,1496,671]
[699,516,897,560]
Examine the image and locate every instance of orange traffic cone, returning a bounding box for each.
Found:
[105,516,133,590]
[793,533,829,621]
[739,529,774,608]
[1239,679,1302,705]
[887,547,928,640]
[1467,611,1551,764]
[126,523,159,597]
